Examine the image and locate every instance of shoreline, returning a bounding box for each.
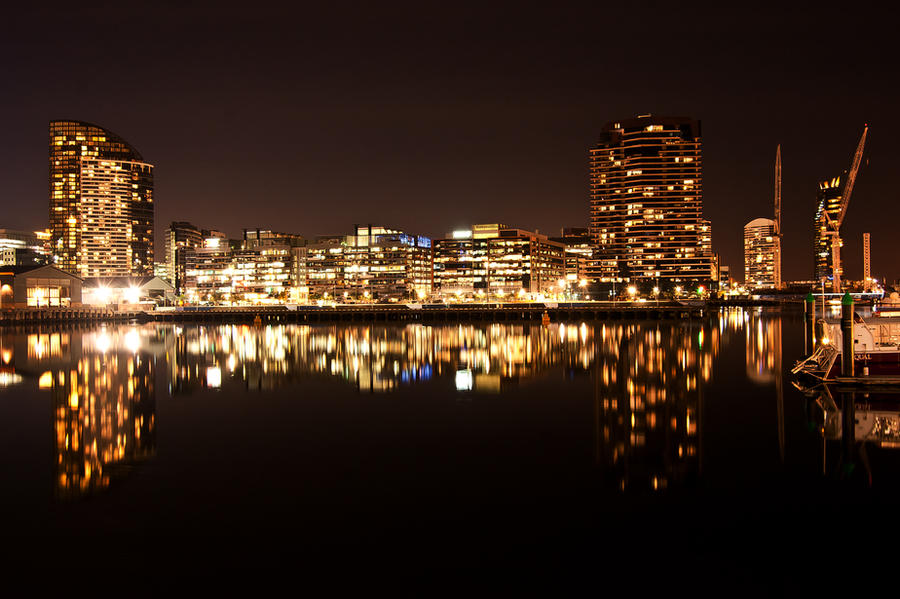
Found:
[0,299,799,326]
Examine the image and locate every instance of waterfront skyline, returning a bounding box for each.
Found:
[2,4,898,282]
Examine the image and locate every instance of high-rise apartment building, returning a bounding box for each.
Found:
[49,120,154,277]
[589,115,714,284]
[743,218,780,289]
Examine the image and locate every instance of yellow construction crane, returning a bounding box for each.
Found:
[823,125,867,293]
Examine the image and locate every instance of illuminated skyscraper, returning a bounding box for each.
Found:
[743,218,780,289]
[813,173,846,283]
[589,115,714,284]
[49,120,154,277]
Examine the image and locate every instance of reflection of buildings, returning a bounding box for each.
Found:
[0,327,157,498]
[166,322,596,394]
[799,384,900,483]
[745,311,782,384]
[593,321,718,491]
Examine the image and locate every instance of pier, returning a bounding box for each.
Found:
[147,303,707,325]
[0,302,712,326]
[0,306,142,326]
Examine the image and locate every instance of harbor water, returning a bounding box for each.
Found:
[1,307,898,590]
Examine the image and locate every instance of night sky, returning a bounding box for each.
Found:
[2,3,897,282]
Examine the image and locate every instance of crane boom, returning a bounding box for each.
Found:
[836,125,867,228]
[774,144,781,236]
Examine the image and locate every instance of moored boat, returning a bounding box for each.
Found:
[792,315,900,381]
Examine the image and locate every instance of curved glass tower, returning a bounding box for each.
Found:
[49,120,154,277]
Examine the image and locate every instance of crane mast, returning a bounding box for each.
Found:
[828,125,867,293]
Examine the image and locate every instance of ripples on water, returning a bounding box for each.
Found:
[1,308,897,589]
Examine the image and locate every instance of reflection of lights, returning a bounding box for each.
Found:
[206,366,222,388]
[0,372,23,386]
[39,371,53,388]
[1,349,10,364]
[227,354,236,371]
[32,337,46,359]
[124,329,141,353]
[95,331,111,353]
[455,369,473,391]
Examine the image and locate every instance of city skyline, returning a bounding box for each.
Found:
[1,4,897,282]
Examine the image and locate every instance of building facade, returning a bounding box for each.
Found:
[0,229,50,267]
[164,221,203,293]
[813,173,846,283]
[433,224,565,300]
[305,226,432,302]
[0,265,82,308]
[743,218,780,289]
[49,121,154,278]
[589,115,714,285]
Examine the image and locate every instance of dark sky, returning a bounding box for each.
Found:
[2,2,897,282]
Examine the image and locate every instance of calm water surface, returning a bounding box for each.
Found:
[1,308,897,590]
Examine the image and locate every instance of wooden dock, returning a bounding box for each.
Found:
[835,375,900,386]
[0,302,709,327]
[0,307,142,326]
[144,303,707,325]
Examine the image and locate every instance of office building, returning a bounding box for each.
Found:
[744,218,780,289]
[233,229,304,301]
[550,228,594,286]
[0,229,51,267]
[305,225,432,302]
[49,120,154,278]
[433,224,565,300]
[589,115,714,285]
[164,221,203,293]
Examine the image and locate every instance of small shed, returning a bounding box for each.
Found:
[0,265,83,308]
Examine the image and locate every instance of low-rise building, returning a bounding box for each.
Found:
[0,265,82,308]
[305,226,432,302]
[433,224,565,300]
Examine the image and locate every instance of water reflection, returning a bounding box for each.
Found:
[0,327,157,499]
[166,323,597,394]
[592,322,715,492]
[0,308,845,502]
[795,381,900,484]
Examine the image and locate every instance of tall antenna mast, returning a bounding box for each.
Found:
[774,144,781,236]
[774,144,782,288]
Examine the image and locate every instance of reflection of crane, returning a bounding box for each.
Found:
[823,126,867,293]
[774,145,782,288]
